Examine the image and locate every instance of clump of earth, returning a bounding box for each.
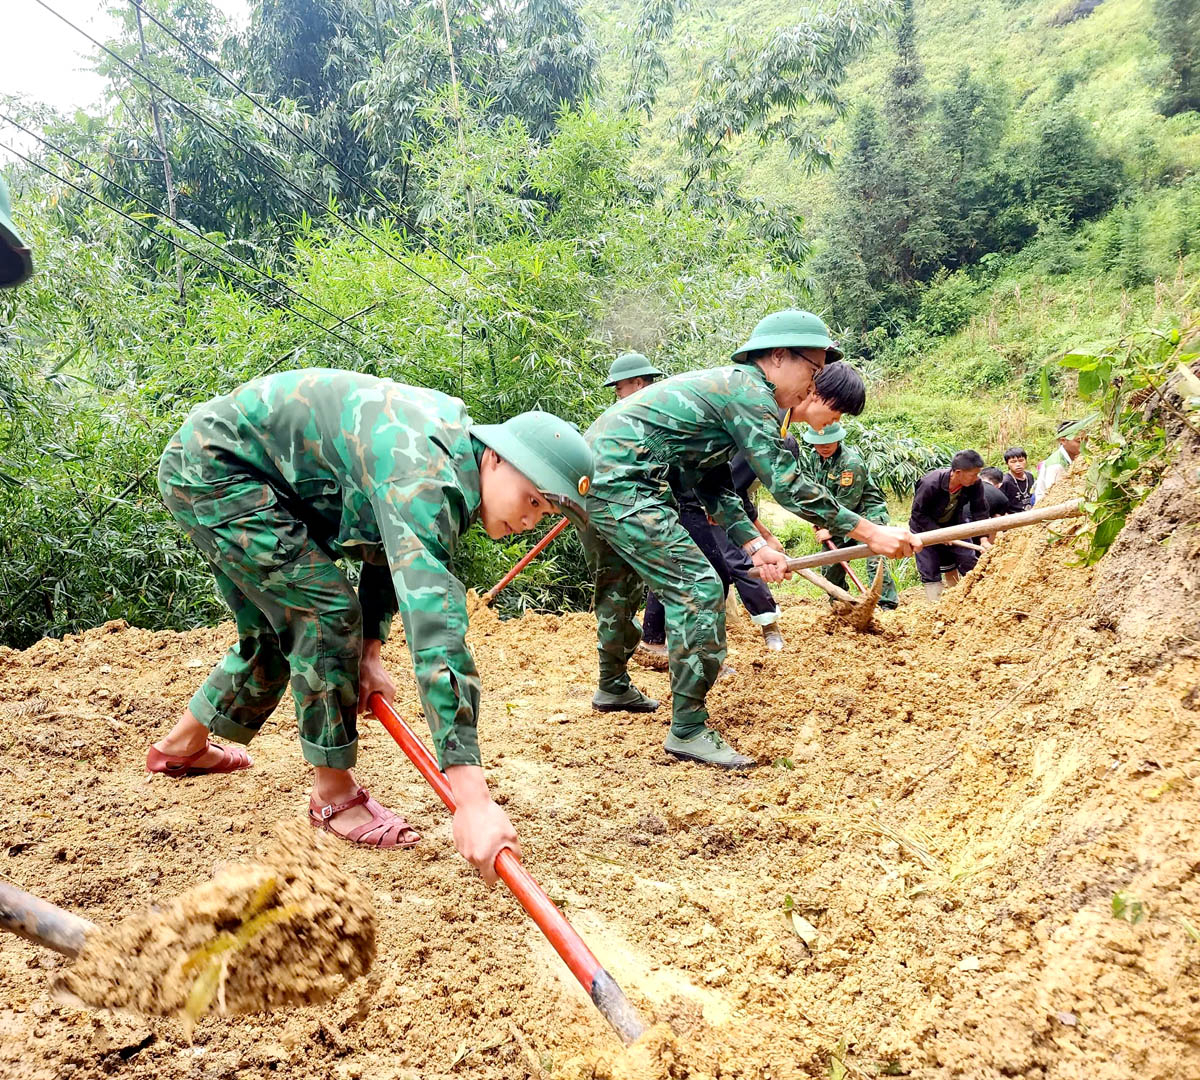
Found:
[1,444,1198,1079]
[55,822,375,1022]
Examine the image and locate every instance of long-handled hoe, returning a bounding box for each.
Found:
[752,499,1085,630]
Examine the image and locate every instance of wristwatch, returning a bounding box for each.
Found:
[745,537,768,556]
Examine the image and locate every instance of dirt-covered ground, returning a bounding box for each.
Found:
[1,450,1198,1080]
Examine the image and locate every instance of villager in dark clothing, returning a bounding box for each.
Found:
[910,451,990,602]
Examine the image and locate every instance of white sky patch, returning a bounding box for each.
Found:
[2,0,250,115]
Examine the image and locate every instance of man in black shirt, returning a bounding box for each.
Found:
[999,447,1034,511]
[910,450,990,602]
[979,467,1013,516]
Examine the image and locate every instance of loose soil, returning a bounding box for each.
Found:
[55,822,375,1021]
[2,451,1198,1080]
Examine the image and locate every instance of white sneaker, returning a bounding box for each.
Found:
[762,624,785,651]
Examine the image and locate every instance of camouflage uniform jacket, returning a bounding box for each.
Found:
[797,444,890,542]
[585,364,862,544]
[178,368,484,768]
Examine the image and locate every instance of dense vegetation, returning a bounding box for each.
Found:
[0,0,1196,647]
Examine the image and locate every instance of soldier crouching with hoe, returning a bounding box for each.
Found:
[581,309,921,769]
[147,368,592,881]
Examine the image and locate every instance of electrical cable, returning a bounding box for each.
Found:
[32,0,464,313]
[0,138,377,356]
[1,112,378,340]
[34,0,604,373]
[130,0,603,371]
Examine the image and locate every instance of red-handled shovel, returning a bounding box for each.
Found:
[368,693,648,1045]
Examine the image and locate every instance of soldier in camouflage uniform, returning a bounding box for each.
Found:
[148,368,591,878]
[798,422,899,610]
[581,310,919,768]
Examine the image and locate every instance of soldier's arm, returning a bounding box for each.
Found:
[720,392,862,537]
[370,476,481,770]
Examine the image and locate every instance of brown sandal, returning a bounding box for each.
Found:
[146,741,253,777]
[308,788,421,849]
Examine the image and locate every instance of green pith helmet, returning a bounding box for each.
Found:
[732,309,840,362]
[803,421,847,445]
[604,351,664,387]
[471,411,595,519]
[0,175,33,288]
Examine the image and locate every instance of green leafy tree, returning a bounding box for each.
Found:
[1015,108,1123,225]
[1151,0,1200,116]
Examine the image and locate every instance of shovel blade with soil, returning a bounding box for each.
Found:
[0,822,374,1026]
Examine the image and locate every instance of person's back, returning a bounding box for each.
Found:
[979,467,1012,517]
[178,369,474,558]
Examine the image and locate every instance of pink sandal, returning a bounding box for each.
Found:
[308,788,421,849]
[146,741,253,777]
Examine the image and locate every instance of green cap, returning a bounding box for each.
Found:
[604,351,664,387]
[471,411,595,519]
[802,421,846,445]
[732,309,840,362]
[0,175,33,288]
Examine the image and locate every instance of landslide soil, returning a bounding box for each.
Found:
[2,451,1198,1080]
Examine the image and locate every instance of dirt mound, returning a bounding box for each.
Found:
[1,448,1198,1079]
[55,823,374,1023]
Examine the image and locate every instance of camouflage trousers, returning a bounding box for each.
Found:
[581,485,726,740]
[823,540,899,609]
[158,439,363,770]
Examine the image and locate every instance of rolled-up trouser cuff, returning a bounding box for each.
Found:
[189,689,260,745]
[299,735,359,770]
[749,607,781,626]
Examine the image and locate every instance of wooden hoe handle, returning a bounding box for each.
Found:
[775,499,1085,573]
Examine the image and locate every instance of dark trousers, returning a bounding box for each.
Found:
[643,507,731,645]
[914,542,977,584]
[712,526,780,624]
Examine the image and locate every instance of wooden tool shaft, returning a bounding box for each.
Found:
[0,881,95,957]
[824,539,867,592]
[795,567,857,604]
[482,517,570,605]
[779,500,1083,573]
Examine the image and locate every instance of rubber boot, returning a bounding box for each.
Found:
[761,622,784,651]
[664,728,754,769]
[592,686,660,713]
[923,580,945,603]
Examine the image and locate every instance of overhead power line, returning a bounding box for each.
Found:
[32,0,465,314]
[33,0,605,374]
[0,114,377,341]
[128,0,601,371]
[0,138,378,356]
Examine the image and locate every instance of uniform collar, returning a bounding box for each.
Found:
[744,362,776,393]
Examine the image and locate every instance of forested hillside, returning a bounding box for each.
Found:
[1,0,1196,647]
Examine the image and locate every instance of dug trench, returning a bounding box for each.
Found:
[1,449,1198,1080]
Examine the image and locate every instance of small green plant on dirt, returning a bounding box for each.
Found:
[182,876,299,1029]
[1049,304,1200,564]
[1111,890,1146,924]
